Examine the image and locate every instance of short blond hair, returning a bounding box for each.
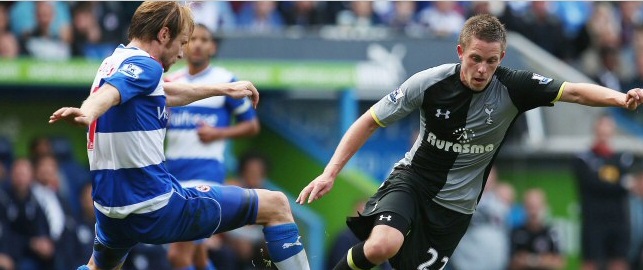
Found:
[458,14,507,51]
[128,1,194,43]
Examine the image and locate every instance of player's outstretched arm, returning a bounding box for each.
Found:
[296,111,380,204]
[48,84,121,126]
[164,81,259,108]
[559,82,643,110]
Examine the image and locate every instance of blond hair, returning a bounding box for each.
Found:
[458,14,507,51]
[128,1,194,43]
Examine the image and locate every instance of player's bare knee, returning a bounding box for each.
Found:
[258,190,293,224]
[365,233,403,260]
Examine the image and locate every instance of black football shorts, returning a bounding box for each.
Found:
[346,169,472,270]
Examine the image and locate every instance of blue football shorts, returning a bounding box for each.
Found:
[91,184,258,268]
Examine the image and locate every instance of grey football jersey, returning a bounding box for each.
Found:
[371,63,564,214]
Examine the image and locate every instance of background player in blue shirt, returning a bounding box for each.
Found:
[49,2,309,270]
[298,14,643,270]
[164,23,260,270]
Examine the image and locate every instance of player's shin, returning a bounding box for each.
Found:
[263,223,310,270]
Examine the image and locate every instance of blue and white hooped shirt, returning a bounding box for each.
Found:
[164,66,256,185]
[88,45,174,219]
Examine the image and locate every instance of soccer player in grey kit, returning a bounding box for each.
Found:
[297,14,643,270]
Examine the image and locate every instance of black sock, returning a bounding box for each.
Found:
[333,242,376,270]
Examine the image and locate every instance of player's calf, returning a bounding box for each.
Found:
[254,189,310,270]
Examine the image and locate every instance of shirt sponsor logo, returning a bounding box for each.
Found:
[118,63,144,79]
[157,106,169,120]
[531,73,553,85]
[426,132,494,153]
[168,111,217,127]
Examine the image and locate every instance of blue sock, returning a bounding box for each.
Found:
[263,223,304,262]
[77,266,90,270]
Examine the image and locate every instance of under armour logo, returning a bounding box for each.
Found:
[484,107,494,125]
[379,215,392,221]
[435,109,450,119]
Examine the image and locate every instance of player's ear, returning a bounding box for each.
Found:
[457,44,464,60]
[157,27,170,44]
[499,51,506,62]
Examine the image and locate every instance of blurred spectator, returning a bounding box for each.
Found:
[70,2,103,58]
[0,4,18,58]
[625,46,643,99]
[417,1,465,37]
[0,180,14,270]
[2,159,55,270]
[593,45,624,92]
[450,167,514,270]
[9,1,70,37]
[466,1,491,17]
[189,1,236,33]
[33,154,79,270]
[15,1,72,60]
[509,188,565,270]
[550,2,593,42]
[499,2,530,34]
[335,1,384,27]
[279,1,327,28]
[518,1,570,61]
[236,1,285,33]
[578,2,623,77]
[384,1,421,34]
[28,138,71,203]
[573,114,632,270]
[29,136,89,219]
[69,182,94,268]
[629,168,643,269]
[0,136,12,186]
[617,2,643,49]
[31,155,66,241]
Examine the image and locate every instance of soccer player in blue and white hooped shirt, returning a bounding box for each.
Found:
[49,2,309,270]
[164,23,260,270]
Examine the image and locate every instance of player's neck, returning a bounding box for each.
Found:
[127,39,161,60]
[188,63,209,76]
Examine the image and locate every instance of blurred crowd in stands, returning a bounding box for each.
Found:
[2,1,643,93]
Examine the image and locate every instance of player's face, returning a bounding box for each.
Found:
[160,29,189,72]
[186,26,216,67]
[457,37,505,91]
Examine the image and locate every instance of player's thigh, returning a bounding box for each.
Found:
[391,200,472,270]
[206,185,260,233]
[345,175,417,243]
